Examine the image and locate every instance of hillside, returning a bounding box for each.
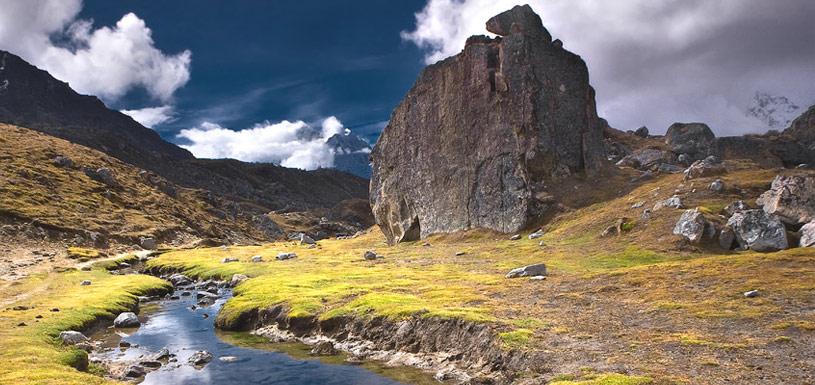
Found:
[0,50,369,215]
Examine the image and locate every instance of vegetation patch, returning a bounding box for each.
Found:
[548,373,652,385]
[67,247,101,260]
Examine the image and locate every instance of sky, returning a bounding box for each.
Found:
[0,0,813,170]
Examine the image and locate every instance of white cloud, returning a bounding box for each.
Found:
[402,0,815,136]
[0,0,191,103]
[177,117,349,170]
[121,105,175,128]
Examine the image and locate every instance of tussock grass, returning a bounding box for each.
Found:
[0,270,171,385]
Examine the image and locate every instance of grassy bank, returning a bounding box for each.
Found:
[0,270,171,385]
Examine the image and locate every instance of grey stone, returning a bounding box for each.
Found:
[196,291,219,300]
[230,274,248,287]
[505,263,547,278]
[743,290,760,298]
[616,148,671,170]
[189,351,213,367]
[219,356,240,363]
[799,220,815,247]
[509,234,521,241]
[250,255,263,263]
[727,210,789,252]
[370,6,605,244]
[124,365,146,378]
[299,234,316,245]
[113,312,140,328]
[757,175,815,226]
[139,237,157,250]
[673,209,710,243]
[528,230,544,240]
[52,155,74,168]
[719,226,737,250]
[724,200,749,217]
[363,250,379,260]
[84,167,119,188]
[683,157,726,181]
[654,195,683,211]
[59,331,88,345]
[221,257,239,263]
[276,252,297,260]
[80,280,91,286]
[309,341,339,356]
[709,179,725,193]
[168,273,191,286]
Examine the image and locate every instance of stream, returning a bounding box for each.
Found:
[90,287,438,385]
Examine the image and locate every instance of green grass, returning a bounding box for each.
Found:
[548,373,653,385]
[0,270,171,385]
[498,328,534,350]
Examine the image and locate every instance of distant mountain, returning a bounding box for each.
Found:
[0,49,368,216]
[327,133,372,179]
[747,92,801,130]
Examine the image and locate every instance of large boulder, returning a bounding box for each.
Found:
[370,6,606,244]
[673,209,710,243]
[665,123,717,161]
[799,220,815,247]
[756,175,815,226]
[726,210,789,252]
[113,312,140,328]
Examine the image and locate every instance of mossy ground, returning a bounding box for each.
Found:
[0,269,171,385]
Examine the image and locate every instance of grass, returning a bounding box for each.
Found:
[0,269,171,385]
[548,373,652,385]
[67,247,101,260]
[498,328,534,350]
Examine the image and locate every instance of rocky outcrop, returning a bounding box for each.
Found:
[665,123,716,162]
[370,5,606,243]
[673,209,711,243]
[784,104,815,149]
[757,175,815,226]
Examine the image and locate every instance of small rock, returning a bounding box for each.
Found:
[743,290,760,298]
[196,291,219,300]
[455,251,466,256]
[219,356,240,363]
[528,230,544,240]
[139,360,162,368]
[509,234,521,241]
[250,255,263,263]
[124,365,146,378]
[653,195,683,211]
[59,331,88,345]
[299,234,316,245]
[119,341,131,348]
[724,200,749,217]
[640,209,652,221]
[631,201,645,209]
[113,312,140,328]
[719,226,737,250]
[528,275,546,281]
[506,263,547,279]
[276,252,297,260]
[634,126,649,138]
[189,351,213,367]
[230,274,248,287]
[139,237,157,250]
[80,280,91,286]
[152,347,171,361]
[309,341,338,356]
[422,242,431,247]
[221,257,239,263]
[538,240,546,247]
[709,179,725,193]
[363,250,379,260]
[52,155,74,168]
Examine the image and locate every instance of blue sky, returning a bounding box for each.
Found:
[80,0,427,144]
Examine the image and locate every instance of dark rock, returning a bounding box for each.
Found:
[51,155,74,168]
[363,250,379,260]
[370,6,605,244]
[719,225,737,250]
[189,350,213,367]
[634,126,649,138]
[665,122,717,161]
[139,237,157,250]
[505,263,547,278]
[124,365,146,378]
[221,257,239,263]
[727,210,789,252]
[784,104,815,148]
[83,167,119,188]
[757,175,815,226]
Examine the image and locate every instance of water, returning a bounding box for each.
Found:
[92,290,436,385]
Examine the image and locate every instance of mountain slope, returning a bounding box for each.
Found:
[0,49,368,214]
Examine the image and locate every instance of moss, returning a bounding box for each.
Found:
[548,373,652,385]
[0,270,171,385]
[66,247,100,260]
[498,328,534,350]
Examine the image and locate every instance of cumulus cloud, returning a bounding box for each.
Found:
[0,0,190,103]
[402,0,815,136]
[120,105,175,128]
[177,116,349,170]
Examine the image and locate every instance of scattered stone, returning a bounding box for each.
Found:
[276,252,297,260]
[221,257,239,263]
[168,273,192,286]
[219,356,240,363]
[113,312,140,328]
[616,148,670,171]
[757,175,815,226]
[139,237,157,250]
[50,308,59,312]
[509,234,521,241]
[658,163,685,174]
[422,242,431,247]
[640,209,652,221]
[727,210,789,252]
[59,331,88,345]
[152,347,171,361]
[309,341,338,356]
[653,195,683,211]
[455,251,466,256]
[743,290,760,298]
[196,292,219,300]
[230,274,248,287]
[631,201,645,209]
[799,220,815,247]
[84,167,120,188]
[528,230,544,240]
[634,126,649,138]
[189,351,213,367]
[17,322,26,327]
[299,233,316,245]
[506,263,547,279]
[709,179,725,193]
[724,200,749,217]
[363,250,380,260]
[119,341,131,348]
[683,156,726,181]
[80,280,91,286]
[538,240,546,247]
[673,209,710,243]
[719,226,737,250]
[528,276,546,281]
[250,255,263,263]
[52,155,74,168]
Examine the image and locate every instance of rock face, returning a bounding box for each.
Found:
[371,5,606,243]
[785,104,815,148]
[727,210,789,252]
[757,175,815,226]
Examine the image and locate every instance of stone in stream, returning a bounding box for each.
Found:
[189,350,213,367]
[124,365,146,378]
[196,291,219,300]
[113,312,140,328]
[168,273,192,286]
[505,263,547,279]
[59,331,88,345]
[219,356,240,363]
[139,360,162,368]
[152,347,171,361]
